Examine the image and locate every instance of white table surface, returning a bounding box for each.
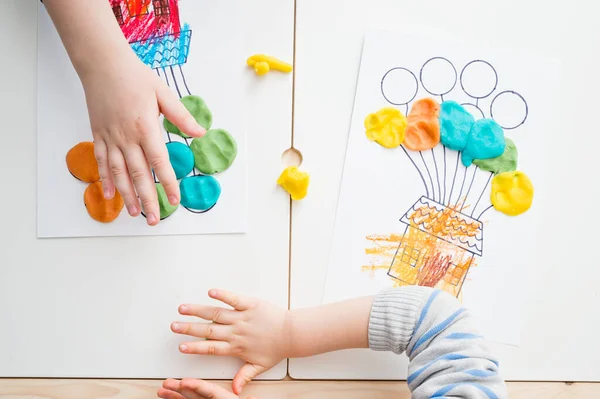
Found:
[0,0,293,379]
[290,0,600,382]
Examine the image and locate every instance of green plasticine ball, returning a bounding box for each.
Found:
[156,183,179,220]
[164,95,213,138]
[473,137,518,174]
[190,129,238,174]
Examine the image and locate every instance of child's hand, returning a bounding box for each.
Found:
[82,53,205,226]
[172,290,291,395]
[158,378,258,399]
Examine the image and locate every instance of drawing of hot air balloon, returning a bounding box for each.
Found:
[366,57,531,296]
[65,0,236,223]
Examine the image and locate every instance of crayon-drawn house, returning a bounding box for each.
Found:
[109,0,191,68]
[388,196,483,296]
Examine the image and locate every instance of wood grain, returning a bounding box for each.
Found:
[0,380,598,398]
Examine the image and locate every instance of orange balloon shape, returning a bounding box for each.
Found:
[404,98,441,151]
[66,142,100,183]
[84,181,124,223]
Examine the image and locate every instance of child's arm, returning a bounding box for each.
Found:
[165,287,507,398]
[43,0,205,226]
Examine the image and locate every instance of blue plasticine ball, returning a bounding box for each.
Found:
[439,101,475,151]
[179,175,221,212]
[166,142,195,179]
[461,119,506,167]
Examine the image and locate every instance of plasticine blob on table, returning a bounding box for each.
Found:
[247,54,293,76]
[461,119,505,167]
[364,107,407,149]
[277,166,310,200]
[66,142,100,183]
[84,181,124,223]
[164,95,213,138]
[490,170,534,216]
[474,137,518,174]
[404,98,440,151]
[439,101,475,151]
[190,129,238,175]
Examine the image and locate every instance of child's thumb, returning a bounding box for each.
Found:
[232,363,265,395]
[159,88,206,138]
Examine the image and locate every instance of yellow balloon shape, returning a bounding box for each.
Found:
[364,107,407,149]
[490,171,534,216]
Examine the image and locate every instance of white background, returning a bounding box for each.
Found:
[290,0,600,382]
[0,0,293,378]
[37,1,248,237]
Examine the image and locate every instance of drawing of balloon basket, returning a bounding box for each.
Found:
[388,196,483,297]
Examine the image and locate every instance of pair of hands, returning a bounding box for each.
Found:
[83,53,205,226]
[157,290,291,399]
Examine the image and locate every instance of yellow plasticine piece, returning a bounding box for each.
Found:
[277,166,310,200]
[490,170,534,216]
[364,107,407,148]
[247,54,293,75]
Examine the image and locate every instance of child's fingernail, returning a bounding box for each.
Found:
[179,344,187,352]
[168,195,179,205]
[147,213,157,224]
[128,205,138,215]
[179,305,188,313]
[172,323,180,332]
[104,188,111,199]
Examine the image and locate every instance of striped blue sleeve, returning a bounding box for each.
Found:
[368,286,507,399]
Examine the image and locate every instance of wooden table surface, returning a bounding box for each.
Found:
[1,379,599,398]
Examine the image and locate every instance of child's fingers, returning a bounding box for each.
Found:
[158,87,206,138]
[180,379,238,399]
[107,146,140,216]
[140,128,179,206]
[160,380,198,399]
[157,387,187,399]
[179,340,232,357]
[232,363,266,395]
[178,304,238,324]
[93,139,115,199]
[121,144,160,226]
[209,289,253,311]
[171,322,232,341]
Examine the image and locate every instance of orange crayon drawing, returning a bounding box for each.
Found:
[363,196,482,297]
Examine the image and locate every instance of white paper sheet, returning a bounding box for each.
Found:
[37,1,247,238]
[322,30,561,346]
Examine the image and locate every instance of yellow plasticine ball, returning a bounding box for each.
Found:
[490,170,534,216]
[277,166,310,200]
[364,107,407,149]
[254,61,270,75]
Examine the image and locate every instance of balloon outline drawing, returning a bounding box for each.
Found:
[365,57,530,297]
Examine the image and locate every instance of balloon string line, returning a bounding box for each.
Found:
[455,165,468,209]
[402,146,429,198]
[471,172,493,218]
[432,148,441,204]
[462,166,478,211]
[448,152,460,206]
[420,151,435,201]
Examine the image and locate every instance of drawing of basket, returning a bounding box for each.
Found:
[388,196,483,296]
[130,30,192,68]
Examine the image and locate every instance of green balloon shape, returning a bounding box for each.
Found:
[473,137,518,174]
[164,95,213,138]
